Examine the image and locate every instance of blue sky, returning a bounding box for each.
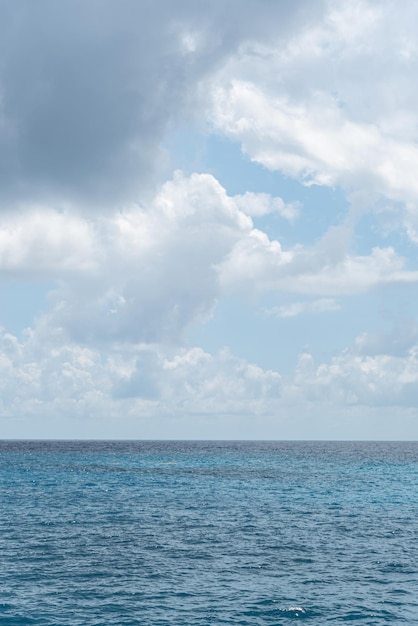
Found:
[1,0,418,439]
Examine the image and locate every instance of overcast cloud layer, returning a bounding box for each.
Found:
[1,0,418,439]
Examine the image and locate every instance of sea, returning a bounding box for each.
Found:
[0,440,417,625]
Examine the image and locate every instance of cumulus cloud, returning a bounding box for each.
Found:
[0,327,281,435]
[0,172,416,349]
[2,0,418,438]
[2,319,418,439]
[29,172,251,344]
[233,192,300,221]
[289,347,418,409]
[219,226,418,296]
[1,173,415,349]
[0,0,325,209]
[0,208,95,275]
[209,0,418,239]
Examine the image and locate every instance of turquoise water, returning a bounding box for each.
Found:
[1,440,417,625]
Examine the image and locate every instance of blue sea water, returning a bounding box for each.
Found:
[0,440,418,625]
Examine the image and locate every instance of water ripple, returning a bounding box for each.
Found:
[0,440,418,625]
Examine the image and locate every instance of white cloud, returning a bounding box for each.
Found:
[0,173,416,349]
[288,346,418,409]
[2,321,418,439]
[266,298,340,318]
[211,80,418,210]
[219,226,418,296]
[2,0,418,438]
[233,192,300,221]
[0,326,282,437]
[21,172,252,344]
[209,0,418,239]
[0,208,96,275]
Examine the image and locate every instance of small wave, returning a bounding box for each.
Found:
[280,606,308,618]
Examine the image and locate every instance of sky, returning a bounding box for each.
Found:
[1,0,418,439]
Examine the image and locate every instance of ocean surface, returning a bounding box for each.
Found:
[0,440,417,625]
